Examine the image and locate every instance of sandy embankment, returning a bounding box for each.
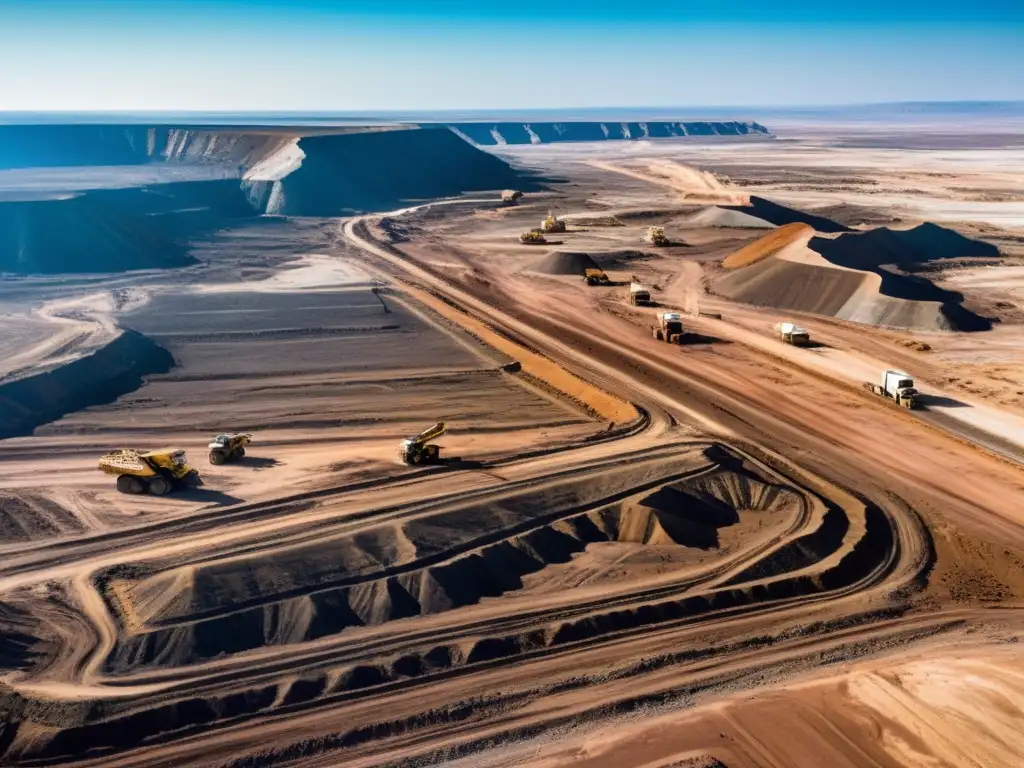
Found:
[479,644,1024,768]
[716,219,992,332]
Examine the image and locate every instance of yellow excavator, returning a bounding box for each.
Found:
[541,211,566,233]
[98,448,202,495]
[399,422,446,465]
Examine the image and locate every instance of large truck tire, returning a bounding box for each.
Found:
[209,450,227,465]
[148,476,172,496]
[116,475,145,495]
[235,446,246,458]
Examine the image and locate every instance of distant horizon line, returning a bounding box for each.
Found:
[1,101,1022,128]
[1,100,1023,116]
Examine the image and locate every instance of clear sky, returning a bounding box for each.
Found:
[0,0,1022,112]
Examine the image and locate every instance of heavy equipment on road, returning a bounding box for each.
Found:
[208,433,252,465]
[775,322,810,346]
[629,282,653,305]
[653,312,685,343]
[645,226,670,247]
[520,229,547,245]
[541,211,566,233]
[583,268,611,286]
[400,421,446,465]
[864,370,920,409]
[99,448,201,495]
[501,189,523,205]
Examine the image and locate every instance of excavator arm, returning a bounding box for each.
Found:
[410,421,446,445]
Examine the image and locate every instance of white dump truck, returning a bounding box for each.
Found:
[629,282,653,306]
[863,370,919,409]
[652,312,685,343]
[775,322,810,346]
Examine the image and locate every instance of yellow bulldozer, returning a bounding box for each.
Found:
[99,448,201,495]
[520,229,547,245]
[541,211,566,233]
[399,421,446,465]
[208,433,252,465]
[583,268,611,286]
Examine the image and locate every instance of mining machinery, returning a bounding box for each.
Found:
[208,433,253,465]
[775,322,810,346]
[541,211,566,233]
[864,370,920,409]
[645,226,670,246]
[652,312,685,344]
[629,282,653,305]
[99,448,202,495]
[399,421,446,465]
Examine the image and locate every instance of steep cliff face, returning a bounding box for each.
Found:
[0,125,296,170]
[448,121,772,145]
[0,330,174,439]
[267,127,538,216]
[0,125,541,273]
[0,181,255,274]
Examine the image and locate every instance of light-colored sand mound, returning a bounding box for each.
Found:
[588,160,749,205]
[530,250,600,276]
[682,206,776,229]
[720,218,991,330]
[717,251,952,331]
[722,223,813,269]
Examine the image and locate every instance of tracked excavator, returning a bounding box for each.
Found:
[399,422,446,465]
[208,433,252,465]
[99,448,202,495]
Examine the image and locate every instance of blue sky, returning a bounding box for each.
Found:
[0,0,1021,112]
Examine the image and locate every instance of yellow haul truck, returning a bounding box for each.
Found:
[208,433,252,465]
[99,448,202,495]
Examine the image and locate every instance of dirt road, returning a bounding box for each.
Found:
[2,167,1024,767]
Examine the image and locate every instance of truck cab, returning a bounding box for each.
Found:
[883,370,919,408]
[629,282,652,305]
[653,312,685,343]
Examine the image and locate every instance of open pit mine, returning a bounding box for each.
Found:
[1,117,1023,768]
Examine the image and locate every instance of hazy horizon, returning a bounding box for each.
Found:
[1,0,1022,112]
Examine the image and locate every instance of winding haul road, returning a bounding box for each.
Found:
[0,203,1022,768]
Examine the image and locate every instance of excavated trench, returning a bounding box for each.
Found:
[0,330,174,440]
[0,446,923,765]
[99,452,797,670]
